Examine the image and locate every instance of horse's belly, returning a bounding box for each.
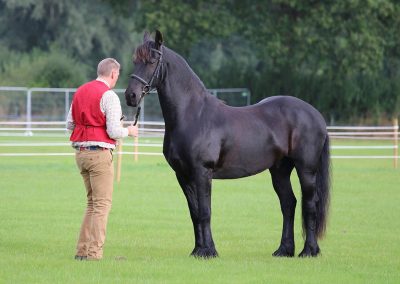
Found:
[212,156,274,179]
[212,167,264,179]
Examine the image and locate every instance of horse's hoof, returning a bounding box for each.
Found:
[298,245,320,257]
[190,247,218,259]
[272,245,294,257]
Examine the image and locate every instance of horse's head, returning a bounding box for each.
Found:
[125,30,164,107]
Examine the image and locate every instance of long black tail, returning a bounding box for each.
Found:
[315,135,331,239]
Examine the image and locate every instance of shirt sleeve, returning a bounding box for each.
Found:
[66,103,75,131]
[101,90,129,139]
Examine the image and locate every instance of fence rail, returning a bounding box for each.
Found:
[0,121,399,168]
[0,86,251,124]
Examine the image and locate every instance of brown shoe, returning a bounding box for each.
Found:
[74,255,87,261]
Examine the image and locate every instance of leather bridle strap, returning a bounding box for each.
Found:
[130,47,163,126]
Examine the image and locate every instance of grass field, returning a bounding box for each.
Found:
[0,135,399,283]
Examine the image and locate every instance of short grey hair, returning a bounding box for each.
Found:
[97,58,120,77]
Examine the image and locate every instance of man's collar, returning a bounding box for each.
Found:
[96,77,110,88]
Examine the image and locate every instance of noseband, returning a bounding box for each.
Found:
[130,47,163,125]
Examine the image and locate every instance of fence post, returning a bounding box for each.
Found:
[245,90,250,106]
[116,139,123,183]
[65,90,70,120]
[394,118,398,169]
[25,89,33,136]
[140,99,145,124]
[134,122,139,162]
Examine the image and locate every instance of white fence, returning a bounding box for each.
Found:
[327,123,399,168]
[0,86,251,124]
[0,121,399,168]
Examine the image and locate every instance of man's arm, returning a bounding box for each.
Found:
[102,91,130,139]
[66,103,75,131]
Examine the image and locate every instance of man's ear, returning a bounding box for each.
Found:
[155,30,163,50]
[111,69,118,79]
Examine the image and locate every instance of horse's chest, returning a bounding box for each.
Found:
[163,139,188,173]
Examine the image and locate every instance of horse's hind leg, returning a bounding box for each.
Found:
[295,166,320,257]
[269,157,296,257]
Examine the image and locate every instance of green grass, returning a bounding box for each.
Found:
[0,136,399,283]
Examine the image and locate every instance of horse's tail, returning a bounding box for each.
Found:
[314,134,331,239]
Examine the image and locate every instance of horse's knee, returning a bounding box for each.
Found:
[198,206,211,222]
[279,194,296,213]
[288,196,297,211]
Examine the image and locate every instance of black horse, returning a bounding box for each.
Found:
[125,31,331,258]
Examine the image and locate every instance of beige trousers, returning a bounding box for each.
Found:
[75,149,114,259]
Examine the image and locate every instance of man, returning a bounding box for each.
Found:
[66,58,138,261]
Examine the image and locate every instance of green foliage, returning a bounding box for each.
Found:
[134,0,239,56]
[0,0,143,85]
[0,0,399,123]
[0,48,88,87]
[0,0,133,63]
[134,0,400,122]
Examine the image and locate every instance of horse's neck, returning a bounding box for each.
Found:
[158,52,210,129]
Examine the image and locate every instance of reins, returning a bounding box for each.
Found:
[131,47,163,126]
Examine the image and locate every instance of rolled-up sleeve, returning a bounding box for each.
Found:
[101,90,129,139]
[66,104,75,131]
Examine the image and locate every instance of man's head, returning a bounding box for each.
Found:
[97,58,120,88]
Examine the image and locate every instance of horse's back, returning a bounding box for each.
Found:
[255,96,327,133]
[260,96,325,122]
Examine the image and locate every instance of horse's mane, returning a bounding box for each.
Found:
[133,38,211,97]
[134,41,155,64]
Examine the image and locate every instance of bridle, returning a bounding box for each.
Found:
[130,47,163,125]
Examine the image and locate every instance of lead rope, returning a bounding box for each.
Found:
[133,105,141,126]
[132,90,147,126]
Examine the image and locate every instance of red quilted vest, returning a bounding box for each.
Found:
[70,80,116,144]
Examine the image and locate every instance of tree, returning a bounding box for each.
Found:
[133,0,239,56]
[0,0,399,122]
[133,0,400,122]
[0,0,142,87]
[0,48,89,87]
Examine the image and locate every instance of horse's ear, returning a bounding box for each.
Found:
[155,30,163,50]
[143,31,151,43]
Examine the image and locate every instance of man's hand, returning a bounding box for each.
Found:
[127,125,139,137]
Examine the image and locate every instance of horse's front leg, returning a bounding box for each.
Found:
[176,170,218,258]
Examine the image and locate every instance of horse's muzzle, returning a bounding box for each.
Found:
[124,90,138,107]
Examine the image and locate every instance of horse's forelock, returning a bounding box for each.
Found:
[134,41,154,63]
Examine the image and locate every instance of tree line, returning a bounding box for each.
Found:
[0,0,399,124]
